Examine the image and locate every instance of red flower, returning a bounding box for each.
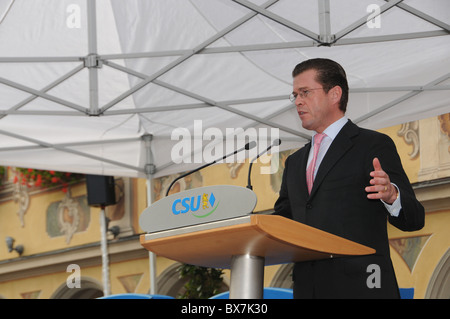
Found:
[35,175,42,187]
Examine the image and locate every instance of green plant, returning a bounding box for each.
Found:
[0,166,5,186]
[177,264,224,299]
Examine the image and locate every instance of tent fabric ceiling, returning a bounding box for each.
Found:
[0,0,449,179]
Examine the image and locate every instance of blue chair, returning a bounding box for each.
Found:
[263,288,413,299]
[212,288,414,299]
[399,288,414,299]
[210,287,293,299]
[98,293,174,299]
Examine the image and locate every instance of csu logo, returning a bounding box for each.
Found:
[172,193,219,218]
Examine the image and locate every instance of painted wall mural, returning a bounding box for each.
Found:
[390,235,432,272]
[118,273,143,293]
[46,190,90,244]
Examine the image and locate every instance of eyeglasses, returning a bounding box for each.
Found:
[289,88,323,103]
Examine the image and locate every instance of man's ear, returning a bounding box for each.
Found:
[329,85,342,106]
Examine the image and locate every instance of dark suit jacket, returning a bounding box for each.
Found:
[274,120,424,298]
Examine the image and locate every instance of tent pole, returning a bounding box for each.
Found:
[0,77,86,113]
[100,206,111,296]
[147,178,157,295]
[87,0,99,115]
[354,72,450,124]
[104,59,308,139]
[99,0,279,114]
[384,0,450,31]
[143,134,157,294]
[0,64,84,120]
[0,129,145,174]
[318,0,332,43]
[334,0,402,42]
[232,0,319,41]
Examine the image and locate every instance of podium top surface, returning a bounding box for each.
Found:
[140,214,376,269]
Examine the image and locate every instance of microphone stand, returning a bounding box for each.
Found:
[166,141,256,196]
[246,139,281,190]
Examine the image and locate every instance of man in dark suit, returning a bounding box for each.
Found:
[274,58,424,298]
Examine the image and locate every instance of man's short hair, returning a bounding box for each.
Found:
[292,58,349,112]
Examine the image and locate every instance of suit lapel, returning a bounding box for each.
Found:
[299,142,311,194]
[309,120,359,198]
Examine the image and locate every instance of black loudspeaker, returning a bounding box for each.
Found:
[85,175,116,207]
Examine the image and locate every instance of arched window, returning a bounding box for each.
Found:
[270,263,294,289]
[426,248,450,299]
[51,277,104,299]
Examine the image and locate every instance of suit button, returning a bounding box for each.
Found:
[306,203,312,209]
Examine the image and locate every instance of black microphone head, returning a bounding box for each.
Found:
[273,138,281,146]
[245,141,257,150]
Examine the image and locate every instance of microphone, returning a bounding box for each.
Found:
[165,141,257,196]
[246,139,281,190]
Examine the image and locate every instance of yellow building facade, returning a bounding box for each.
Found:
[0,114,449,299]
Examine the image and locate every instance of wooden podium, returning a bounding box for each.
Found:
[140,214,375,299]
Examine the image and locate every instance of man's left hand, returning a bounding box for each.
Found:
[365,157,398,204]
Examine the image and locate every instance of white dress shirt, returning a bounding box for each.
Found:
[307,116,401,217]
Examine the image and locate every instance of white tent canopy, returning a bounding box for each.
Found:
[1,0,449,179]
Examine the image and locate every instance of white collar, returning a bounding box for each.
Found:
[313,116,348,142]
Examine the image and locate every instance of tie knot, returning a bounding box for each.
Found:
[313,133,326,146]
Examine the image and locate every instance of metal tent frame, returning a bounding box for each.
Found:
[0,1,448,173]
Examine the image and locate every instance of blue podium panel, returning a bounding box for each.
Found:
[210,288,293,299]
[399,288,414,299]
